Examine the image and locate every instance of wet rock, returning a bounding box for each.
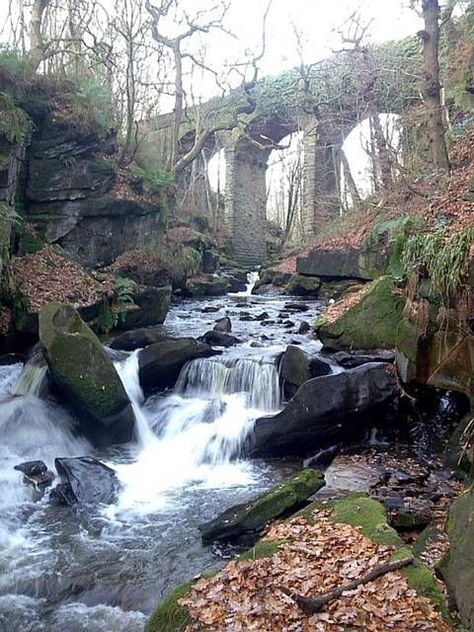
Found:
[183,276,230,298]
[282,320,294,328]
[284,302,310,312]
[39,302,135,447]
[303,445,341,469]
[260,319,275,326]
[330,350,395,369]
[199,331,242,348]
[239,313,255,322]
[0,353,25,365]
[280,345,333,399]
[138,337,217,393]
[214,316,232,333]
[200,306,221,313]
[250,341,264,348]
[246,363,398,457]
[118,285,171,330]
[278,311,289,319]
[14,460,48,477]
[255,312,270,321]
[110,328,169,351]
[199,469,325,543]
[15,460,55,495]
[51,456,120,505]
[298,321,311,334]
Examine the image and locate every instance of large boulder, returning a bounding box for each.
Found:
[110,327,169,351]
[280,345,333,398]
[316,277,405,351]
[440,483,474,629]
[39,302,134,446]
[297,247,386,280]
[50,457,120,505]
[118,285,171,330]
[138,337,217,393]
[182,275,230,297]
[199,469,325,543]
[246,363,398,457]
[286,273,321,296]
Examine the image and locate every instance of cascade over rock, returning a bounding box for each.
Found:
[138,337,218,393]
[39,302,135,446]
[246,363,398,457]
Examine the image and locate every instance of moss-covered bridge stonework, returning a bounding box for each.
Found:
[139,39,421,267]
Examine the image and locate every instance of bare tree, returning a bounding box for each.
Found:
[417,0,450,172]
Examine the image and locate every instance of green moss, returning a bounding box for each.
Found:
[316,276,405,351]
[239,539,287,561]
[145,581,194,632]
[286,273,321,296]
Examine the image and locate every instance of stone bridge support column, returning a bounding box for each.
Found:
[224,138,270,268]
[302,126,341,240]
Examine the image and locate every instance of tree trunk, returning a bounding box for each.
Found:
[341,149,361,210]
[420,0,450,173]
[28,0,50,72]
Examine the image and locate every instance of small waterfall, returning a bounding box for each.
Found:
[176,356,281,411]
[114,351,156,448]
[13,349,48,397]
[229,270,260,298]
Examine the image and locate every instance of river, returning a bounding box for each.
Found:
[0,285,323,632]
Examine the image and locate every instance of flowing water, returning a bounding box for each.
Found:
[0,291,322,632]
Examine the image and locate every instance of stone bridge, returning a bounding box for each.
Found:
[139,39,421,267]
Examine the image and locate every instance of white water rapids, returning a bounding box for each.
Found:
[0,333,286,631]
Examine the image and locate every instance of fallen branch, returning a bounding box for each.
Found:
[281,557,413,614]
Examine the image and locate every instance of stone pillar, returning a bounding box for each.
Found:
[302,126,342,240]
[224,138,270,268]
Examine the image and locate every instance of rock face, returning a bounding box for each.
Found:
[39,302,135,446]
[138,337,217,392]
[199,469,325,543]
[24,130,165,268]
[440,483,474,630]
[297,247,386,280]
[246,363,398,457]
[51,457,120,505]
[316,277,405,351]
[280,345,333,398]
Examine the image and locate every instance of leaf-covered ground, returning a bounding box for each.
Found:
[180,508,450,632]
[10,245,106,312]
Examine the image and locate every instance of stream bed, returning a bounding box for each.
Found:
[0,290,463,631]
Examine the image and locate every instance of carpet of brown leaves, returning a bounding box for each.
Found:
[318,284,370,323]
[180,510,450,632]
[10,246,105,312]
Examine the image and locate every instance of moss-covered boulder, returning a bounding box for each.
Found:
[316,276,405,351]
[285,273,321,296]
[39,302,134,446]
[199,469,325,543]
[440,484,474,629]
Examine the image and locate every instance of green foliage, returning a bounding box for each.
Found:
[181,246,202,277]
[402,226,474,299]
[98,276,137,334]
[363,215,424,279]
[0,202,23,249]
[0,46,31,80]
[12,286,30,330]
[0,93,32,144]
[131,166,174,191]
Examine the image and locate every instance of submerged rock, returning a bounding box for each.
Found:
[39,302,135,447]
[213,316,232,333]
[246,363,398,457]
[199,469,325,544]
[51,456,119,505]
[199,330,241,348]
[15,460,55,495]
[138,337,217,393]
